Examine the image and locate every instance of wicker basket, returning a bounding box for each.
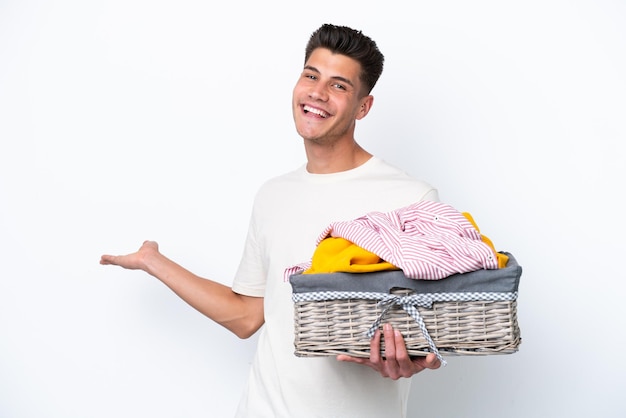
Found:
[289,252,522,360]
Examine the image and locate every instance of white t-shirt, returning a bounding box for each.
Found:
[232,157,439,418]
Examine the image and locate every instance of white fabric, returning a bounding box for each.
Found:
[232,157,438,418]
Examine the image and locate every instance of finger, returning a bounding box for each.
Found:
[382,323,397,361]
[412,353,441,371]
[369,328,382,363]
[392,328,412,365]
[388,325,419,379]
[423,352,442,370]
[100,254,129,268]
[336,354,367,365]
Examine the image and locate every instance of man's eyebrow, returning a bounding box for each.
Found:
[303,65,355,88]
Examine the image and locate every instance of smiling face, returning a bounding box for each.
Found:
[292,48,372,146]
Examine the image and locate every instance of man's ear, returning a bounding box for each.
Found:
[356,95,374,120]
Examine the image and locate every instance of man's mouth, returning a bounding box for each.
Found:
[303,105,329,118]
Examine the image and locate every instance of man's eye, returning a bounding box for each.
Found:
[333,83,345,90]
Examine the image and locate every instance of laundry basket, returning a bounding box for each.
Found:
[289,252,522,360]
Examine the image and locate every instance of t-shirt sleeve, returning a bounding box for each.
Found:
[231,211,267,298]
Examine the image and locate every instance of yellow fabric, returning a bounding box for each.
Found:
[302,236,399,274]
[461,212,509,268]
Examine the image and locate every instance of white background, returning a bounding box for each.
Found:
[1,1,624,417]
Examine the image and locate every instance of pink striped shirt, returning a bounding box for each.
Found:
[285,201,498,280]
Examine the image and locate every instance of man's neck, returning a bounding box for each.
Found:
[304,141,372,174]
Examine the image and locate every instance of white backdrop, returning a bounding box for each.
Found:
[1,1,625,417]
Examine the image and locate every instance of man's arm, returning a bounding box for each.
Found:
[100,240,264,339]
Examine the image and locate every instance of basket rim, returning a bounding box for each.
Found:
[290,252,521,295]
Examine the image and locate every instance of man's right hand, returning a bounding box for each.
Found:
[100,240,159,272]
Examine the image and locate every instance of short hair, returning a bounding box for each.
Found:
[304,23,385,96]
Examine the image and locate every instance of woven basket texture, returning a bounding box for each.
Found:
[293,289,521,358]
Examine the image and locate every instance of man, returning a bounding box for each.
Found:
[101,23,441,417]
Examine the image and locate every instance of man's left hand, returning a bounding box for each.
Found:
[336,323,441,379]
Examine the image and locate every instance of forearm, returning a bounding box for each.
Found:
[144,252,264,339]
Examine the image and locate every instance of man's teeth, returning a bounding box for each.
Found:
[303,106,328,118]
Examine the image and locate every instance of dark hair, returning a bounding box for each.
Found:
[304,23,385,96]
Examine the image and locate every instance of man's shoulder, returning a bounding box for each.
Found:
[364,157,440,202]
[363,157,434,184]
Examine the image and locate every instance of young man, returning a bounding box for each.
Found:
[101,23,441,417]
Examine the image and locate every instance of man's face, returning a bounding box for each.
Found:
[292,48,369,145]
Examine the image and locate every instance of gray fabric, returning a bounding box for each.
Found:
[290,252,521,295]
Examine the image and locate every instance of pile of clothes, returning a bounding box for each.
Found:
[285,200,508,281]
